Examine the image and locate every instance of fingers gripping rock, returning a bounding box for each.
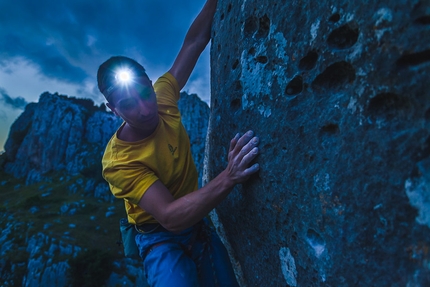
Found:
[226,130,260,184]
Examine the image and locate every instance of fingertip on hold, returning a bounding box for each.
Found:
[232,133,240,142]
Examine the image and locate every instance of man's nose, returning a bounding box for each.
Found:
[138,99,151,116]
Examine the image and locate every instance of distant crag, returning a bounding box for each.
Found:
[207,0,430,286]
[4,91,209,194]
[4,92,121,197]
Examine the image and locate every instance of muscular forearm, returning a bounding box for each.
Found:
[162,169,235,232]
[168,0,218,90]
[183,0,217,48]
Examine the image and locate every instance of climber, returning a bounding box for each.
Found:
[96,0,260,286]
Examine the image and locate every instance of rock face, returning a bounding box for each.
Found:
[4,92,121,198]
[207,0,430,286]
[4,91,209,191]
[178,92,210,187]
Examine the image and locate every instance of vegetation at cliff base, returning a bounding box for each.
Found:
[0,154,126,282]
[67,249,114,287]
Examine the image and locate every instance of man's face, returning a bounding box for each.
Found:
[107,75,158,132]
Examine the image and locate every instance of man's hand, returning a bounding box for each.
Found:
[225,130,260,184]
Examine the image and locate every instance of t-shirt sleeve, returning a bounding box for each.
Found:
[154,72,181,116]
[103,158,159,205]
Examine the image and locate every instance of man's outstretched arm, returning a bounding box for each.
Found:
[168,0,217,90]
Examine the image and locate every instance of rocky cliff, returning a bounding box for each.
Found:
[207,0,430,286]
[4,91,208,192]
[0,91,209,287]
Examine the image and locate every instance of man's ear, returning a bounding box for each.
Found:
[106,102,119,116]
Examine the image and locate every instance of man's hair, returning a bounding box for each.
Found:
[97,56,147,102]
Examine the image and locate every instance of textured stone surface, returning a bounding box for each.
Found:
[207,0,430,286]
[4,91,209,194]
[4,92,120,187]
[178,92,210,187]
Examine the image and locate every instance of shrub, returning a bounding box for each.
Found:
[67,249,114,287]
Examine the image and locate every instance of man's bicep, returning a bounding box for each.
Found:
[138,180,175,223]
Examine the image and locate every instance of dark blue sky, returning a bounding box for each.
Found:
[0,0,211,150]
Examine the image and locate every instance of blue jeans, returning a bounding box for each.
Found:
[135,221,239,287]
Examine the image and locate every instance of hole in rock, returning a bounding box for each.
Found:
[227,3,232,13]
[244,16,259,36]
[220,13,225,21]
[299,50,319,70]
[233,80,242,91]
[230,98,241,110]
[285,76,303,96]
[329,13,341,23]
[291,232,298,241]
[256,56,268,64]
[312,61,356,92]
[412,1,430,25]
[232,59,239,70]
[415,16,430,24]
[248,47,256,55]
[256,14,271,38]
[327,21,359,49]
[368,93,400,111]
[397,49,430,67]
[367,92,412,119]
[320,124,340,135]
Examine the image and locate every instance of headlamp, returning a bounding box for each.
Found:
[116,69,133,85]
[104,68,134,96]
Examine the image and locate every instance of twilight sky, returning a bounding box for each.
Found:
[0,0,212,151]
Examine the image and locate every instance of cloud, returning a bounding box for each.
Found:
[0,0,202,86]
[0,110,6,121]
[0,88,28,110]
[0,0,211,152]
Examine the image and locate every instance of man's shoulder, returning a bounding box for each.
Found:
[154,72,179,93]
[154,72,181,110]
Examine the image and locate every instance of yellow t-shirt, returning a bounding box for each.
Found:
[102,72,198,225]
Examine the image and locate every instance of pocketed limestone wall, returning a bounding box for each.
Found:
[207,0,430,286]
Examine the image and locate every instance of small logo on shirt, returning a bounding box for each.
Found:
[168,144,177,156]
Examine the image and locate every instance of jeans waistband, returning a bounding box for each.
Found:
[136,223,168,234]
[136,220,205,234]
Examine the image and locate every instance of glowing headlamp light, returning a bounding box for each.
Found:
[104,68,134,96]
[116,69,133,84]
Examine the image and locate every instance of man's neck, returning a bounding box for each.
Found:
[117,118,159,142]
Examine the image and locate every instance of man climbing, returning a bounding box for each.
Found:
[97,0,260,286]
